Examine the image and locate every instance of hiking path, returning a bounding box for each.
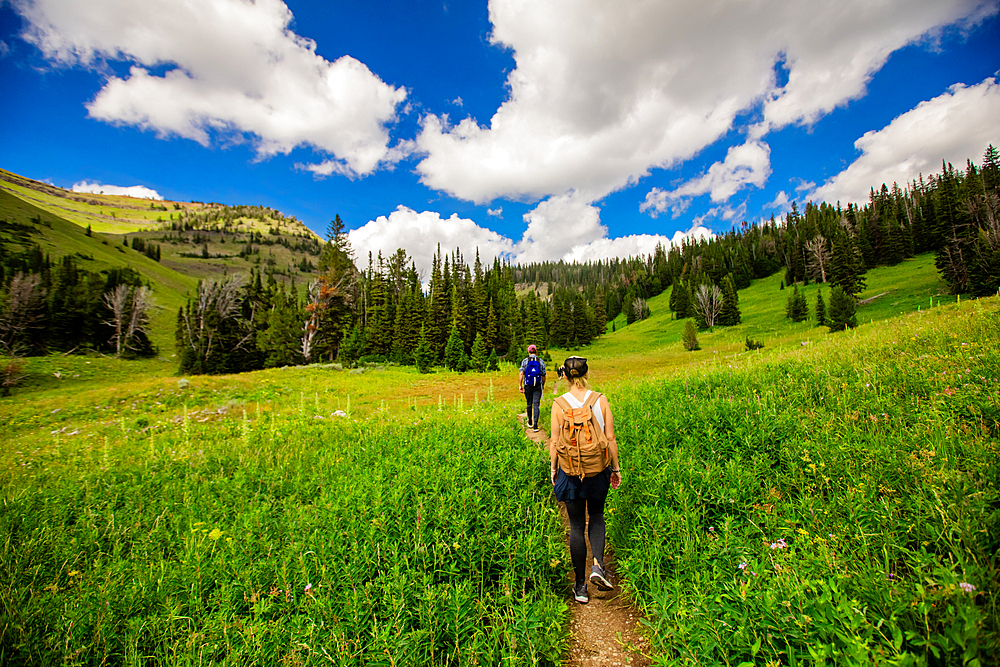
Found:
[522,413,651,667]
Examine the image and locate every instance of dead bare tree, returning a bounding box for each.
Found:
[301,271,351,362]
[301,280,324,362]
[0,273,46,355]
[805,234,831,283]
[179,275,251,370]
[104,284,130,357]
[104,285,156,357]
[0,273,46,396]
[693,283,723,328]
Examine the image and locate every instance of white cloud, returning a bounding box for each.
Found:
[563,226,714,264]
[348,206,515,280]
[414,0,995,206]
[758,2,999,133]
[765,190,792,213]
[813,78,1000,205]
[72,180,163,199]
[487,207,503,217]
[513,192,606,264]
[14,0,407,176]
[350,196,716,283]
[641,140,771,218]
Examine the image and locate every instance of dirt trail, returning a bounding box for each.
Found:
[522,415,651,667]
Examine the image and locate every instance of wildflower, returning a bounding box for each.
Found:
[208,528,223,541]
[959,582,976,594]
[304,583,313,595]
[738,562,747,570]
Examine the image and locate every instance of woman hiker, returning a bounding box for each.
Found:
[549,356,622,604]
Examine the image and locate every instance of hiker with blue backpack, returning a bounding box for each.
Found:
[518,344,546,432]
[549,355,622,604]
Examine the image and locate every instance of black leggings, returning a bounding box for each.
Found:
[564,496,606,585]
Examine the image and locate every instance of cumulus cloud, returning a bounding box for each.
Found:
[414,0,995,206]
[348,206,515,280]
[641,140,771,218]
[765,190,792,213]
[72,181,163,199]
[13,0,407,176]
[813,78,1000,205]
[513,193,606,264]
[563,226,714,264]
[350,196,715,281]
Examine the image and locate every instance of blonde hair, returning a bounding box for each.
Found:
[566,375,590,390]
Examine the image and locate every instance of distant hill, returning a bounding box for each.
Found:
[0,168,326,352]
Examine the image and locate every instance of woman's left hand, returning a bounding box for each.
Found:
[610,470,622,490]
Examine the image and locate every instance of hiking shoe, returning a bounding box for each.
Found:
[526,420,533,429]
[533,426,540,432]
[573,581,589,604]
[590,565,613,591]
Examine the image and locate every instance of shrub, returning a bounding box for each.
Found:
[682,320,700,351]
[827,285,857,332]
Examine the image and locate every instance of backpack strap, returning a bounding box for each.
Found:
[582,390,602,409]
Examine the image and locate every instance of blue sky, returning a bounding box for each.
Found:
[2,0,999,278]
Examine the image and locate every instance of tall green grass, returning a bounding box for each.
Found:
[0,404,567,666]
[608,300,999,665]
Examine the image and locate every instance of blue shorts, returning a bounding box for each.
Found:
[553,466,611,503]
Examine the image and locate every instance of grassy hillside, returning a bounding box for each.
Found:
[1,169,328,353]
[0,188,197,353]
[593,252,954,385]
[0,167,320,238]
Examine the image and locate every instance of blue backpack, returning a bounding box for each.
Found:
[524,356,543,388]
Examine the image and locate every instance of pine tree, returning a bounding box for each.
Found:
[982,144,1000,195]
[414,324,434,373]
[815,289,827,327]
[786,285,808,322]
[682,319,700,351]
[830,230,866,298]
[673,278,691,319]
[470,332,488,372]
[718,273,741,326]
[826,286,857,332]
[258,286,302,368]
[444,322,464,371]
[487,348,499,371]
[338,326,365,366]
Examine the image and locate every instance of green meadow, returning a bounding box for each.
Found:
[1,257,997,666]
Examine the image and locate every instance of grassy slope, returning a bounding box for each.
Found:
[0,168,324,279]
[1,167,320,238]
[589,252,953,391]
[0,189,197,353]
[1,168,329,350]
[0,167,199,234]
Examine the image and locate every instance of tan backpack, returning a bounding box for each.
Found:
[553,391,609,480]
